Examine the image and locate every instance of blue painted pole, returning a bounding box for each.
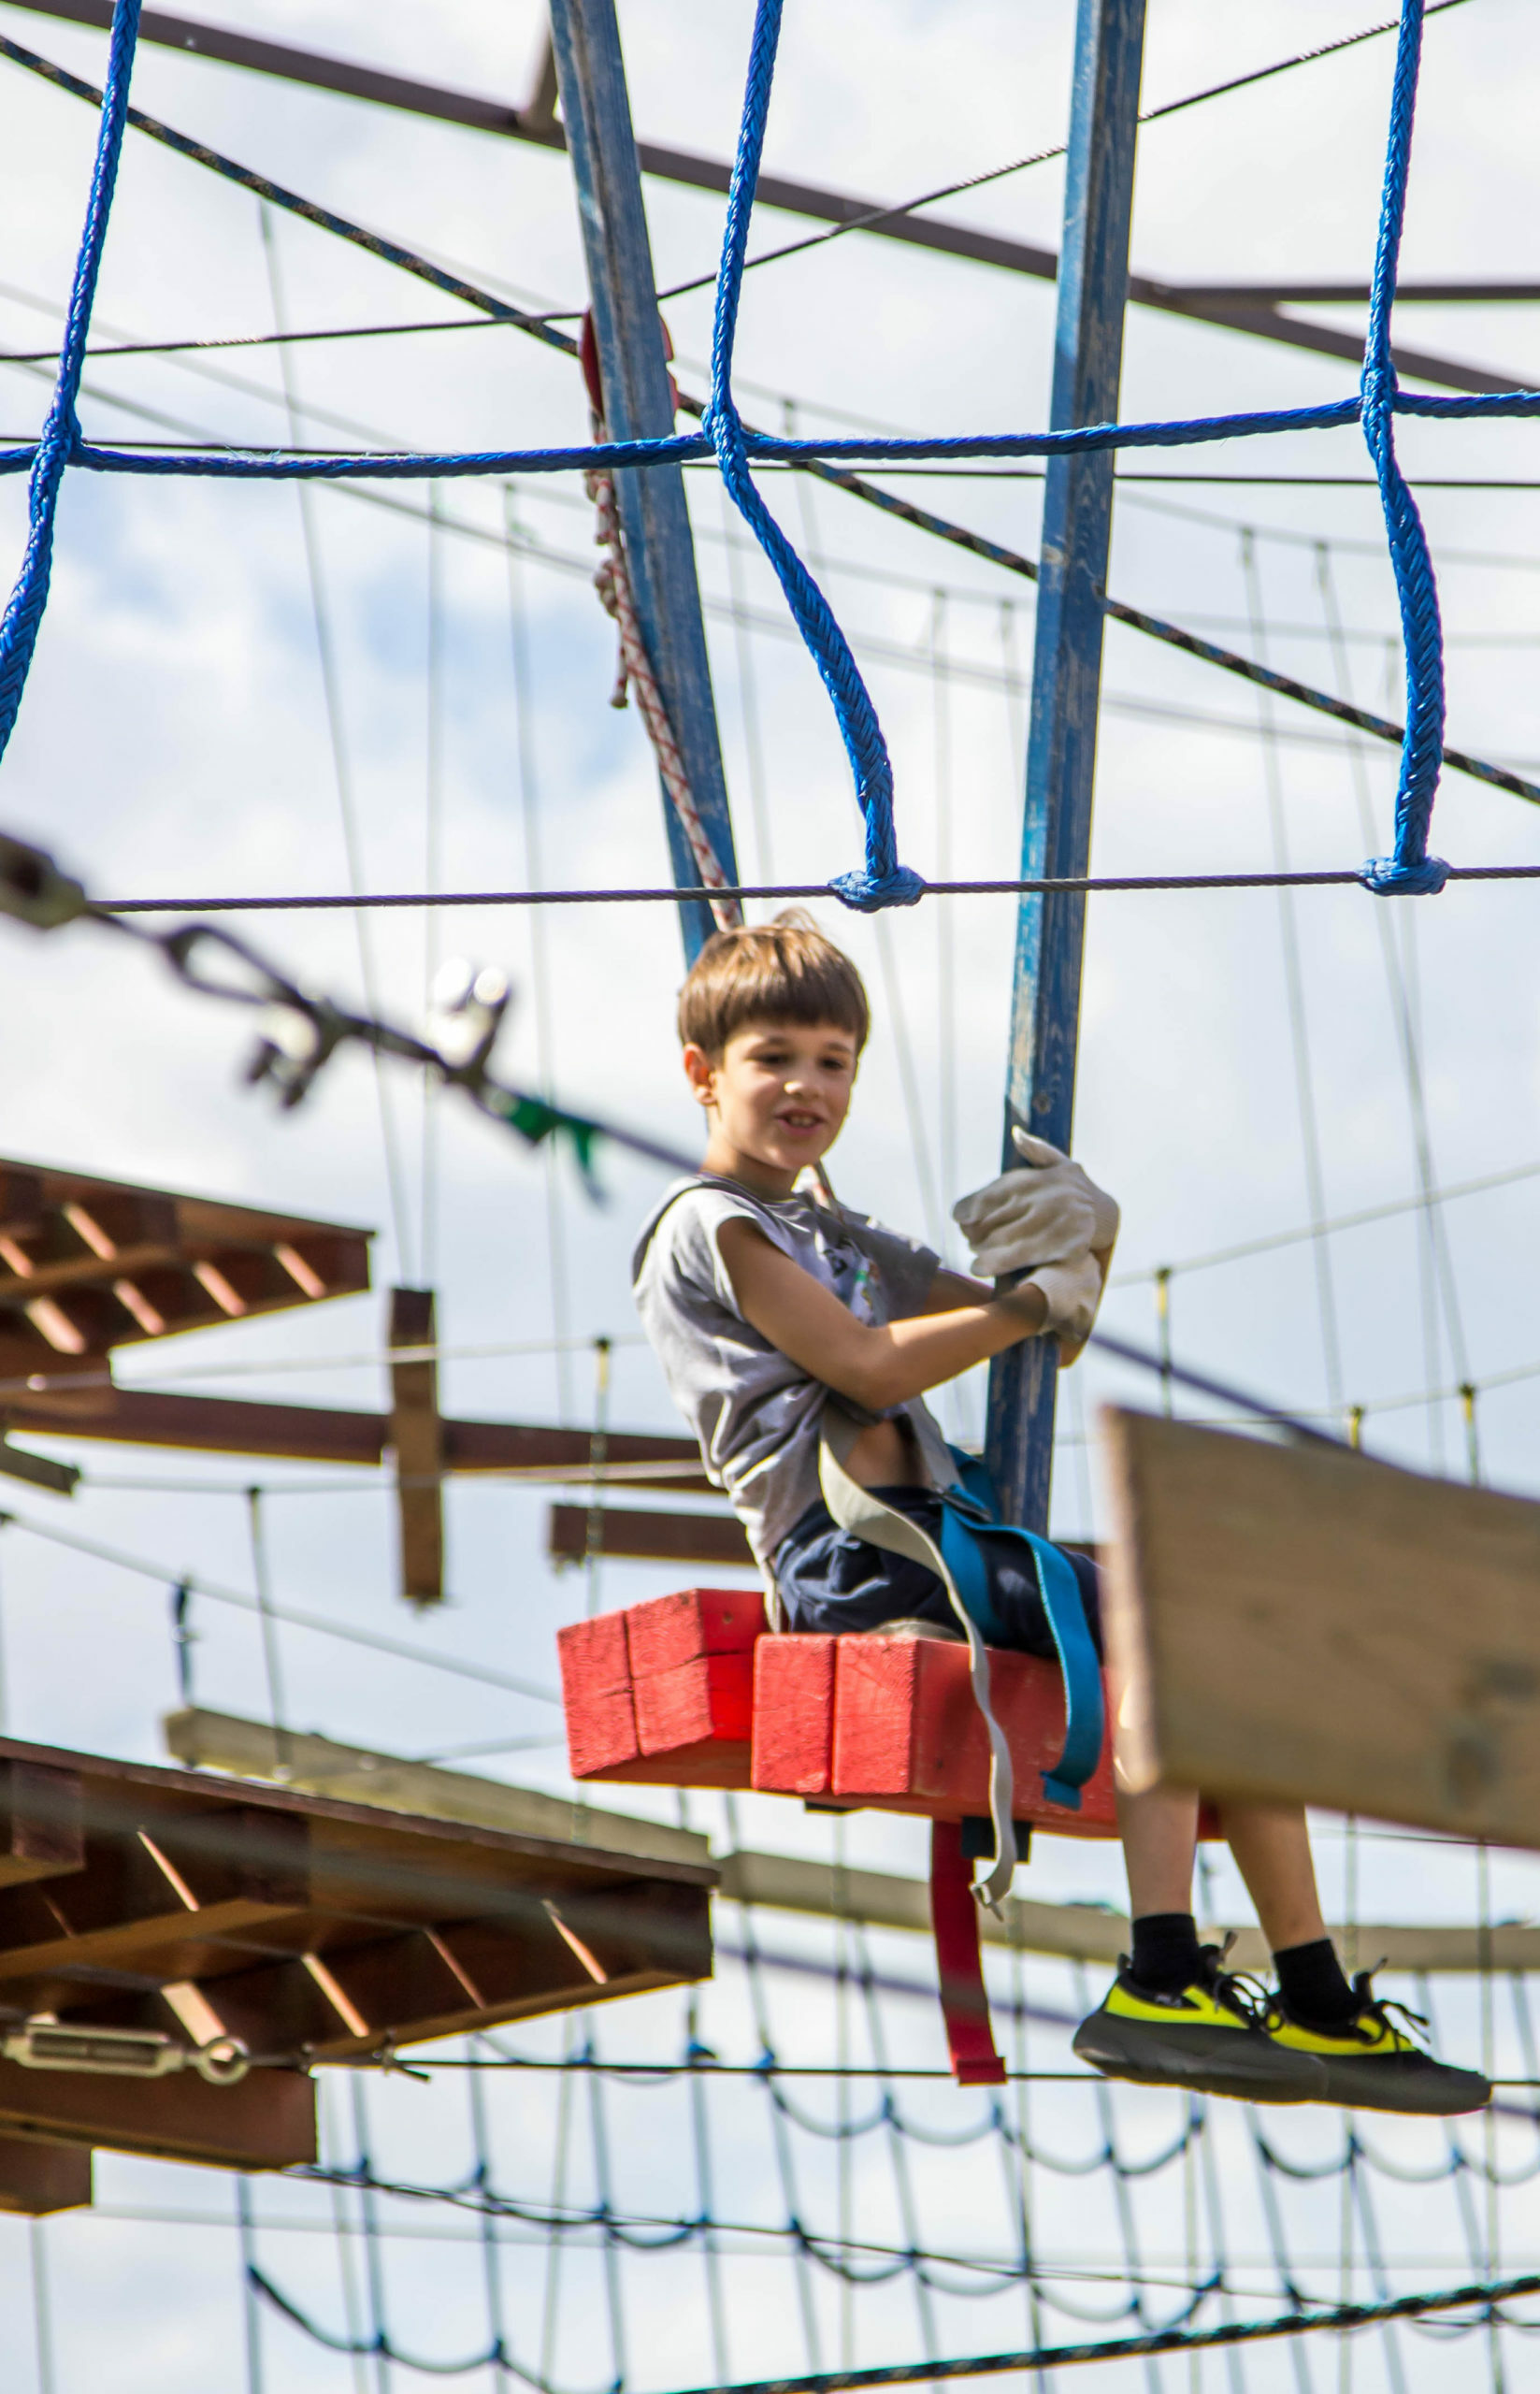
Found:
[985,0,1146,1533]
[547,0,740,964]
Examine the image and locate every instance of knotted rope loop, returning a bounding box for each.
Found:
[708,0,918,913]
[0,0,141,762]
[1357,0,1448,899]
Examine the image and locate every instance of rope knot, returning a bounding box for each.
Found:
[828,864,928,913]
[1358,851,1450,897]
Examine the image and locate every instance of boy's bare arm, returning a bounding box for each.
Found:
[714,1219,1047,1411]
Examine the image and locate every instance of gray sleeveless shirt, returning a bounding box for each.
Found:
[631,1175,952,1580]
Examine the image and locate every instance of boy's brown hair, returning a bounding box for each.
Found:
[677,908,871,1057]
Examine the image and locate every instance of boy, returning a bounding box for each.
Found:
[634,912,1487,2115]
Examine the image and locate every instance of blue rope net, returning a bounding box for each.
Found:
[0,0,1527,908]
[229,1896,1540,2388]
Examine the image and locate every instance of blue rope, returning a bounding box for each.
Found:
[0,0,140,765]
[0,0,1476,905]
[0,382,1527,483]
[1358,0,1448,897]
[701,0,920,912]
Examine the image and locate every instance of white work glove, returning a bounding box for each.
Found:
[1023,1249,1106,1346]
[952,1130,1120,1279]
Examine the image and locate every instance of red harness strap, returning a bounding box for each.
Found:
[928,1819,1007,2085]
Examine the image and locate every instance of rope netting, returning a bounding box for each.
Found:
[5,8,1540,2387]
[221,1872,1540,2389]
[0,0,1532,907]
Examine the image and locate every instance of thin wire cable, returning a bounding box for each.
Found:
[1111,1153,1540,1290]
[505,484,576,1424]
[244,1484,292,1776]
[422,480,447,1289]
[1317,546,1473,1469]
[649,1,1477,307]
[237,2176,266,2394]
[258,200,413,1281]
[721,486,777,887]
[0,1509,559,1700]
[1241,531,1344,1411]
[91,860,1540,913]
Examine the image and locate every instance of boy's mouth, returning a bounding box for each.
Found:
[776,1108,825,1132]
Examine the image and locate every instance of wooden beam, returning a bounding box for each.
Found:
[1101,1406,1540,1847]
[169,1709,1523,1975]
[4,1386,711,1485]
[5,1,1527,401]
[389,1287,443,1605]
[548,1503,754,1570]
[0,2135,92,2214]
[0,2058,315,2169]
[0,1157,371,1393]
[162,1707,712,1869]
[0,1761,83,1890]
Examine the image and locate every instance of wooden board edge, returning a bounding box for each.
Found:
[1094,1402,1166,1798]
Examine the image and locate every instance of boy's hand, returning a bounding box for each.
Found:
[1024,1249,1106,1348]
[952,1130,1120,1277]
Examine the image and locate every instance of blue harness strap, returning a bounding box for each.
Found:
[940,1451,1105,1813]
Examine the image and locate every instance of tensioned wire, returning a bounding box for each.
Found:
[37,267,1540,638]
[0,4,1479,360]
[643,2,1480,311]
[86,867,1540,910]
[7,21,1540,849]
[9,235,1540,828]
[0,1507,561,1700]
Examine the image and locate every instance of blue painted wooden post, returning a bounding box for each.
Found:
[985,0,1146,1531]
[547,0,740,962]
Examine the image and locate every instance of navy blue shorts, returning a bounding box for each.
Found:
[772,1486,1103,1662]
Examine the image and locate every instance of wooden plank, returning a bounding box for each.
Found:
[161,1709,1540,1975]
[0,2135,92,2214]
[751,1636,836,1797]
[633,1653,755,1755]
[624,1587,766,1677]
[829,1637,1119,1835]
[390,1286,443,1605]
[5,1388,712,1485]
[555,1614,640,1780]
[1101,1406,1540,1844]
[0,2059,316,2170]
[160,1709,711,1868]
[549,1504,754,1568]
[0,1762,83,1890]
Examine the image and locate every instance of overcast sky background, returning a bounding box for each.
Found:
[0,1,1538,2385]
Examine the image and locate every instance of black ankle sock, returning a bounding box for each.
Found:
[1274,1938,1358,2026]
[1130,1911,1202,1995]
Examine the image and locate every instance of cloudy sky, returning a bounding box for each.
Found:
[0,1,1537,2384]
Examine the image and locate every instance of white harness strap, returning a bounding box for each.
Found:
[816,1407,1017,1910]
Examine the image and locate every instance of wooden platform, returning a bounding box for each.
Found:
[0,1157,370,1416]
[0,1734,715,2194]
[1101,1405,1540,1845]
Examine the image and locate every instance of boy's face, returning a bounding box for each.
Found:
[684,1016,860,1193]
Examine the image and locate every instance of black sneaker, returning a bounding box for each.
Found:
[1268,1969,1491,2114]
[1073,1947,1327,2104]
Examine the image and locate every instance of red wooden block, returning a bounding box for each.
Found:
[557,1613,639,1781]
[831,1637,1118,1835]
[625,1587,767,1679]
[635,1652,754,1752]
[751,1635,837,1796]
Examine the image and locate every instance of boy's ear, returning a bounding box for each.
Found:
[682,1042,716,1109]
